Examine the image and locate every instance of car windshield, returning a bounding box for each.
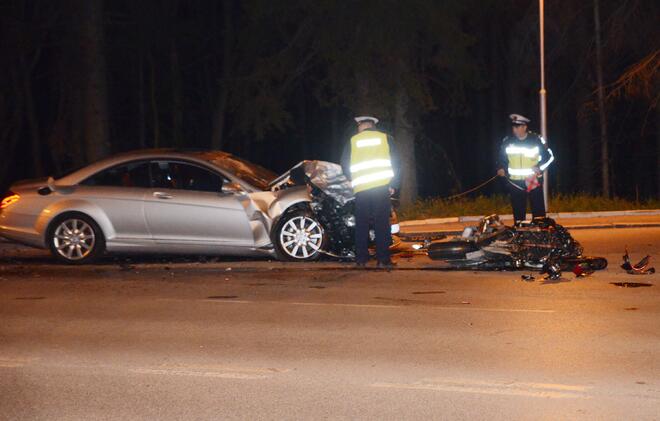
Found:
[53,163,88,180]
[197,152,277,190]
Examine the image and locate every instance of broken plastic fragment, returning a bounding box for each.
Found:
[621,249,655,275]
[521,274,535,282]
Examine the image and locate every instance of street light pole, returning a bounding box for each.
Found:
[539,0,549,212]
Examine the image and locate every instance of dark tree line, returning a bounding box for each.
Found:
[1,0,658,205]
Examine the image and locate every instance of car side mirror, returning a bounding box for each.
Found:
[223,181,244,194]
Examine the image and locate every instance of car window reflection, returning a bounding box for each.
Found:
[151,161,225,193]
[82,161,151,188]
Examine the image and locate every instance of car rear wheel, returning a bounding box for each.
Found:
[47,213,105,264]
[274,210,325,261]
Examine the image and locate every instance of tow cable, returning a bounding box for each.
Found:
[439,174,500,201]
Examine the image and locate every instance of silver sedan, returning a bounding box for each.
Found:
[0,150,327,264]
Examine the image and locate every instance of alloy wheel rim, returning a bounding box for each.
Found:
[53,219,96,260]
[279,216,323,259]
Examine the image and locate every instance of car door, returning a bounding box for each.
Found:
[143,160,254,246]
[77,160,152,242]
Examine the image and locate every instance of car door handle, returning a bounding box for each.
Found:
[153,192,173,199]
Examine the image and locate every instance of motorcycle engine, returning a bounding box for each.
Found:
[510,218,583,265]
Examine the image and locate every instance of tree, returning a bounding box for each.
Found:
[78,0,110,161]
[301,0,480,206]
[603,49,660,196]
[593,0,611,196]
[210,0,235,150]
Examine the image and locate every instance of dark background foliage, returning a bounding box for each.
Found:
[1,0,658,205]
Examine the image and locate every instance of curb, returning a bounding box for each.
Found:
[400,209,660,227]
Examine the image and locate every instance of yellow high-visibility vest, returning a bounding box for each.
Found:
[349,130,393,193]
[505,144,542,180]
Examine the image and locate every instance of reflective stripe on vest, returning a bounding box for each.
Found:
[350,131,392,193]
[505,143,541,180]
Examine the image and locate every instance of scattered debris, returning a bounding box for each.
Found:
[397,251,416,259]
[610,282,653,288]
[520,274,535,282]
[118,262,135,271]
[624,307,638,311]
[225,267,232,271]
[461,301,471,305]
[206,295,239,299]
[621,249,655,275]
[15,297,46,300]
[309,285,325,289]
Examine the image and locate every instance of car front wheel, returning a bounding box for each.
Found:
[274,210,325,261]
[47,212,105,264]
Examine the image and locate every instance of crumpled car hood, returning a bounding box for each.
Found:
[271,160,354,205]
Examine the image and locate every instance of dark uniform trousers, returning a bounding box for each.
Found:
[508,180,546,223]
[354,185,391,264]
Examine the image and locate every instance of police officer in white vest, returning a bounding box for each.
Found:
[496,114,555,224]
[341,116,400,269]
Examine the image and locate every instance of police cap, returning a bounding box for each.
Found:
[354,116,379,125]
[509,114,530,126]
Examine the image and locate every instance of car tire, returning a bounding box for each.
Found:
[273,208,326,261]
[47,212,105,264]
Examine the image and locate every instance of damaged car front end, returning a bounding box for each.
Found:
[270,160,400,260]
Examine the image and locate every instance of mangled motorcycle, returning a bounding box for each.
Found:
[427,214,607,274]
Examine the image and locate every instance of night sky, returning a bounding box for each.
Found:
[1,0,658,203]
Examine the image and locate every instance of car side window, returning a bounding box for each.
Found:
[82,161,151,188]
[151,161,225,193]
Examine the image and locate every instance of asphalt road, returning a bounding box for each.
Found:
[1,228,659,420]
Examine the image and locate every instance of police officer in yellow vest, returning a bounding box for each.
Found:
[496,114,555,224]
[341,116,400,269]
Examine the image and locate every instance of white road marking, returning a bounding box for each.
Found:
[129,368,268,379]
[130,364,289,380]
[372,378,592,399]
[0,357,39,368]
[0,356,287,381]
[202,299,555,313]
